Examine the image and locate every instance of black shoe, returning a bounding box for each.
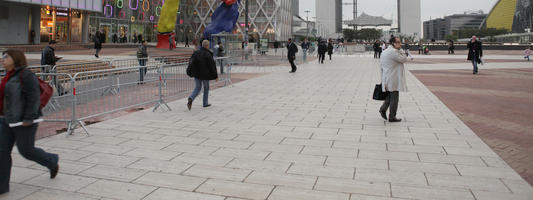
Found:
[187,98,192,111]
[203,104,211,108]
[379,110,387,120]
[388,118,402,122]
[0,190,8,195]
[95,54,99,58]
[289,71,295,73]
[50,165,59,179]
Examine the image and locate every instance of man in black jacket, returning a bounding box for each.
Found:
[287,38,298,73]
[187,40,218,110]
[318,40,327,64]
[467,35,483,74]
[40,40,66,95]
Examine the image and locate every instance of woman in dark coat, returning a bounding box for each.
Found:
[467,36,483,74]
[0,50,59,195]
[327,41,334,60]
[94,31,102,58]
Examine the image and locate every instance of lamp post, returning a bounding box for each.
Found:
[244,0,249,60]
[305,9,310,38]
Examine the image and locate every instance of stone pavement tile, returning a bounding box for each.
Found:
[412,138,470,148]
[201,139,254,149]
[151,128,197,137]
[172,153,233,167]
[155,135,207,145]
[388,160,459,175]
[77,135,130,145]
[349,194,407,200]
[119,139,173,150]
[354,168,427,187]
[133,172,206,191]
[277,121,320,128]
[481,156,510,168]
[30,160,95,175]
[267,186,349,200]
[20,189,99,200]
[143,188,225,200]
[500,179,533,195]
[44,148,94,161]
[325,157,388,170]
[387,143,446,154]
[39,139,92,150]
[196,179,274,200]
[163,143,219,155]
[455,165,524,180]
[358,150,419,162]
[12,153,37,168]
[11,167,46,183]
[79,165,147,182]
[226,158,292,173]
[361,136,414,145]
[191,131,239,140]
[233,134,285,144]
[112,125,158,133]
[245,171,317,190]
[264,130,312,139]
[391,185,475,200]
[444,146,500,157]
[115,132,166,141]
[250,143,304,153]
[301,146,357,157]
[281,138,333,148]
[24,173,97,192]
[311,132,361,142]
[212,148,270,160]
[320,122,362,130]
[183,165,252,181]
[293,127,340,135]
[79,143,135,155]
[472,191,533,200]
[0,183,40,200]
[122,148,181,160]
[315,176,390,197]
[287,164,354,179]
[426,173,510,192]
[126,158,192,174]
[79,153,139,167]
[418,153,487,166]
[332,141,386,151]
[266,152,326,165]
[78,179,156,200]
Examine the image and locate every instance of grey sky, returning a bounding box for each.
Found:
[299,0,499,23]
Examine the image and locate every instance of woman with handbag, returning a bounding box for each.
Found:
[0,49,59,195]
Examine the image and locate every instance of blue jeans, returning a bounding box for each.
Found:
[0,118,58,193]
[189,78,210,106]
[139,59,147,82]
[472,59,478,73]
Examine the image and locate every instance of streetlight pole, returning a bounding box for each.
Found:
[305,9,310,38]
[244,0,249,60]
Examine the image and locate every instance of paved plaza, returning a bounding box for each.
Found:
[2,55,533,200]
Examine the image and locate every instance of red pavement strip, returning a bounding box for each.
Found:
[411,68,533,186]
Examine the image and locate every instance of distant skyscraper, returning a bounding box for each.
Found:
[397,0,421,39]
[316,0,342,37]
[292,0,300,16]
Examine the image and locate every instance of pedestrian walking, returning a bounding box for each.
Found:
[187,40,218,110]
[273,41,279,54]
[301,38,310,62]
[94,30,103,58]
[467,35,483,74]
[318,40,326,64]
[403,40,412,58]
[215,41,225,74]
[448,40,455,54]
[40,40,66,96]
[327,40,334,60]
[524,46,531,61]
[379,37,409,123]
[136,40,148,84]
[1,49,59,195]
[373,40,380,59]
[137,34,143,44]
[133,33,138,43]
[417,42,422,54]
[287,38,298,73]
[185,36,190,47]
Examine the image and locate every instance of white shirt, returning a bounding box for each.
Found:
[380,47,408,92]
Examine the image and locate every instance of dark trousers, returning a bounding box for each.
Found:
[138,59,147,82]
[380,91,399,119]
[378,51,382,58]
[95,48,101,56]
[0,118,58,193]
[289,58,297,72]
[328,53,332,60]
[374,51,378,59]
[319,53,325,63]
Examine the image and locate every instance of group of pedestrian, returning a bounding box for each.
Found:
[317,39,334,64]
[373,40,385,59]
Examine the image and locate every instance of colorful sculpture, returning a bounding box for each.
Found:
[156,0,240,49]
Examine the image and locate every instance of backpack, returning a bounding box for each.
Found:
[136,46,144,58]
[186,51,197,78]
[19,69,53,109]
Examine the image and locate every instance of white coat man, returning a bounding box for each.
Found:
[379,36,409,122]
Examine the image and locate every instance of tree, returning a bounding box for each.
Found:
[445,34,458,42]
[343,28,382,42]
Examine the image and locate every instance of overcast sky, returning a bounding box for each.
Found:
[299,0,499,23]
